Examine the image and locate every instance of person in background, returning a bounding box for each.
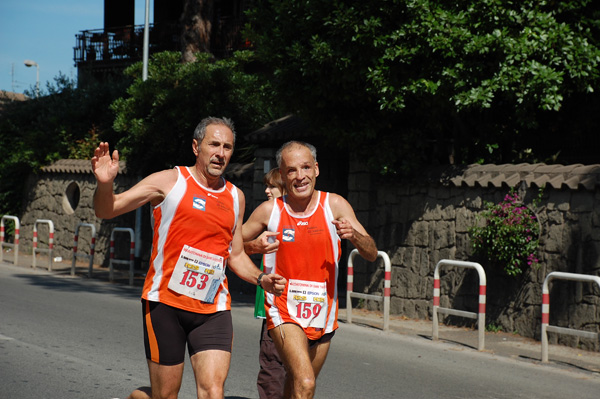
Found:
[243,168,287,399]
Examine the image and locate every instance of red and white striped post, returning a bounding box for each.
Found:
[541,289,550,361]
[0,215,20,265]
[109,227,136,286]
[347,257,354,293]
[71,223,97,277]
[32,219,54,270]
[109,237,134,262]
[346,249,391,331]
[541,271,600,363]
[433,259,487,351]
[433,278,440,308]
[479,284,487,316]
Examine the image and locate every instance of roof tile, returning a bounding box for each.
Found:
[40,159,253,179]
[41,159,127,174]
[446,163,600,191]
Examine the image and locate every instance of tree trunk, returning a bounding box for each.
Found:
[180,0,214,63]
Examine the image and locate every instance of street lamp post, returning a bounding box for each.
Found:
[24,59,39,98]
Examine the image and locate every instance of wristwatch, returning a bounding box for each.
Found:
[257,272,266,287]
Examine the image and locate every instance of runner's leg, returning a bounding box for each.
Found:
[186,310,233,399]
[147,360,184,399]
[309,340,331,379]
[190,350,231,399]
[270,324,315,399]
[126,386,151,399]
[141,300,187,399]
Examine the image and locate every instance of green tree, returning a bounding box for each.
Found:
[0,74,129,216]
[246,0,600,174]
[111,50,280,175]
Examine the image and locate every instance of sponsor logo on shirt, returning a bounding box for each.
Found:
[193,196,206,211]
[308,226,324,235]
[282,227,295,242]
[297,220,308,226]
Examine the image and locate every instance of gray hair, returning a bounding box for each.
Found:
[276,141,317,167]
[193,117,236,145]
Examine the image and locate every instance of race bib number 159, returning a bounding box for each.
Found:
[286,279,328,329]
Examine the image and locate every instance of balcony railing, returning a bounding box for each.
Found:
[74,19,249,67]
[74,24,164,66]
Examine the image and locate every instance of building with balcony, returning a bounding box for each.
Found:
[74,0,249,86]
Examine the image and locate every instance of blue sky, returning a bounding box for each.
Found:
[0,0,152,94]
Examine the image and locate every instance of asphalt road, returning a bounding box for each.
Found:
[2,263,600,399]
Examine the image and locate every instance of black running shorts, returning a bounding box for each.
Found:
[142,299,233,365]
[308,330,336,349]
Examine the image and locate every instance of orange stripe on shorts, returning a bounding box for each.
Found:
[145,300,160,363]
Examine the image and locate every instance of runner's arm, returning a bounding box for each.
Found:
[242,201,279,255]
[229,189,287,293]
[91,142,175,219]
[93,169,175,219]
[330,193,378,262]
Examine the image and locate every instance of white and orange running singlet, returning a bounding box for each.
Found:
[264,191,341,340]
[142,166,239,314]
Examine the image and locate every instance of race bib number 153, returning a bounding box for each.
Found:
[167,245,224,303]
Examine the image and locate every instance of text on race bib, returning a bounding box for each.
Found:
[286,279,328,329]
[167,245,225,303]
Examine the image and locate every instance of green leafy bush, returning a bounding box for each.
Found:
[111,51,280,175]
[469,187,543,276]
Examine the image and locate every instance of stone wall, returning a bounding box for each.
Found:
[16,160,253,273]
[348,161,600,350]
[18,167,143,267]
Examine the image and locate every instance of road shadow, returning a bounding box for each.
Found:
[13,272,144,299]
[519,354,600,374]
[10,268,265,306]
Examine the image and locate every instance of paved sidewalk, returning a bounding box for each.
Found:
[0,250,148,286]
[3,250,600,378]
[338,306,600,377]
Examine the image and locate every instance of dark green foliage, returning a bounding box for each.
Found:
[3,1,600,216]
[0,50,279,217]
[111,51,280,175]
[246,0,600,174]
[0,74,129,216]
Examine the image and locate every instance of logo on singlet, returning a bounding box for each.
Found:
[297,220,308,226]
[193,196,206,211]
[282,227,295,242]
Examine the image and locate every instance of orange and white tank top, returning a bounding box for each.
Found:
[264,191,341,340]
[142,166,239,314]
